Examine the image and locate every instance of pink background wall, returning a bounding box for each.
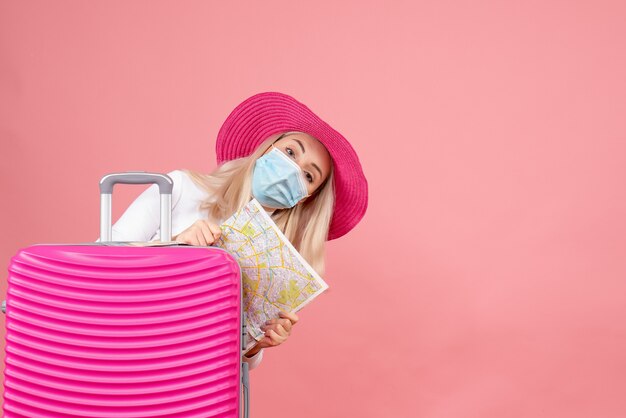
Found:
[1,1,625,417]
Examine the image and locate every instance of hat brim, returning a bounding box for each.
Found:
[216,92,368,241]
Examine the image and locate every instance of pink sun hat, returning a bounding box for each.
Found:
[215,91,368,241]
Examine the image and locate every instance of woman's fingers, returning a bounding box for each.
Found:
[207,222,222,242]
[196,220,222,246]
[267,311,299,329]
[177,230,198,246]
[279,310,299,325]
[194,221,212,245]
[262,322,288,335]
[275,323,288,337]
[279,318,292,333]
[174,219,224,247]
[263,316,295,336]
[195,230,208,246]
[258,311,299,348]
[264,318,292,333]
[264,329,286,346]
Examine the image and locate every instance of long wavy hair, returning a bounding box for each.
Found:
[182,131,335,277]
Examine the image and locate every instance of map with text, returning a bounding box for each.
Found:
[215,199,329,354]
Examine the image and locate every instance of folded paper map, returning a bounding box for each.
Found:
[214,198,329,354]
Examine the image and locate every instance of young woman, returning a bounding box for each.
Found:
[103,91,369,370]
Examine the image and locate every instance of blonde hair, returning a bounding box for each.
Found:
[182,131,335,277]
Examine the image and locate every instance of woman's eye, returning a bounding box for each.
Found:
[305,172,313,183]
[286,147,295,157]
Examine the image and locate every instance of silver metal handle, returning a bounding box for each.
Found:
[242,362,250,418]
[99,172,174,242]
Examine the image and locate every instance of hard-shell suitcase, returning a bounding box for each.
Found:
[2,172,250,417]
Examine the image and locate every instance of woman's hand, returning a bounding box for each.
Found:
[245,311,300,357]
[173,220,222,246]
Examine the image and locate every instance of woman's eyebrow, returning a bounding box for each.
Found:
[311,163,322,178]
[293,137,323,178]
[293,138,306,153]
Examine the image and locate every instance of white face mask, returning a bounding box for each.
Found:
[251,146,309,209]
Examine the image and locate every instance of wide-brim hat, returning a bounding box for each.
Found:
[216,91,368,241]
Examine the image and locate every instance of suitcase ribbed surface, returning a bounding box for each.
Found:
[3,245,243,418]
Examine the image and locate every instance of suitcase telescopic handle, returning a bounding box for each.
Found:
[99,172,174,242]
[242,362,250,418]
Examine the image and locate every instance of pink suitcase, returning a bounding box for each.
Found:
[2,172,250,418]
